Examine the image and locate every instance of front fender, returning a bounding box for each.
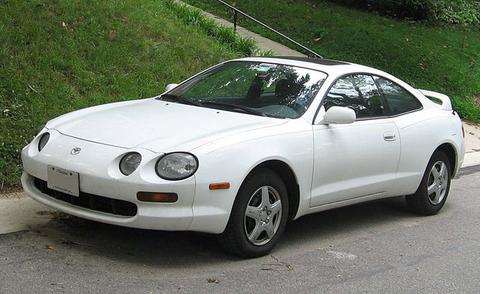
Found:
[188,122,313,234]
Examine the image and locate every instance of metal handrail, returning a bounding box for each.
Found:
[215,0,323,58]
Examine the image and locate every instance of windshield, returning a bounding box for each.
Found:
[161,61,328,119]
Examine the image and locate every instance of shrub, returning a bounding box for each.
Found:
[329,0,480,25]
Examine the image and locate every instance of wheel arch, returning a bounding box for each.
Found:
[246,160,300,222]
[434,142,458,176]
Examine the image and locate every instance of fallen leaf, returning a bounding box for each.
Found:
[108,30,118,41]
[45,245,54,250]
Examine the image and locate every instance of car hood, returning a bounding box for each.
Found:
[48,98,286,152]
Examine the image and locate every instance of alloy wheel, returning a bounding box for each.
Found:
[427,161,449,205]
[243,186,282,246]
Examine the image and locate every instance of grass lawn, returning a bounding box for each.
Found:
[184,0,480,122]
[0,0,245,189]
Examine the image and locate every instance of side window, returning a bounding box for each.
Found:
[324,74,386,119]
[374,76,422,115]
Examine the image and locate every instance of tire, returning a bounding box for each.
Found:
[218,168,289,258]
[406,150,452,215]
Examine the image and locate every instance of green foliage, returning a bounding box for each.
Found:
[432,0,480,25]
[0,0,245,188]
[330,0,480,25]
[184,0,480,122]
[452,96,480,122]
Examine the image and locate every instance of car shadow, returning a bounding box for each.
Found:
[35,196,423,268]
[279,196,414,249]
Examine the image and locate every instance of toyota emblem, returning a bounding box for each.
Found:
[70,147,81,155]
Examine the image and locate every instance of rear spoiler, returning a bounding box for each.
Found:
[418,89,452,111]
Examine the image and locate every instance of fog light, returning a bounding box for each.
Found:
[137,192,178,203]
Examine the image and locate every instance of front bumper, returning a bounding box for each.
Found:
[21,130,198,231]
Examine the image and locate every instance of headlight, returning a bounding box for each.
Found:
[155,152,198,180]
[38,132,50,152]
[119,152,142,176]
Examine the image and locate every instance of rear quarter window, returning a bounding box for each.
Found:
[374,76,422,115]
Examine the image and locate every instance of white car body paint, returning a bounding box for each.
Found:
[21,57,465,234]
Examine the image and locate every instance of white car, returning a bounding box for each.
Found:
[21,57,465,257]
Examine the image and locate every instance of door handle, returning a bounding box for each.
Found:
[383,132,396,141]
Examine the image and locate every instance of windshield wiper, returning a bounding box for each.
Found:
[158,95,273,117]
[157,94,202,107]
[200,101,268,117]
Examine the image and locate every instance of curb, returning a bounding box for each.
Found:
[457,164,480,178]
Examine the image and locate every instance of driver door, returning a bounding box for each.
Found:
[310,74,400,207]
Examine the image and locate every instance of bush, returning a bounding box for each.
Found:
[330,0,480,25]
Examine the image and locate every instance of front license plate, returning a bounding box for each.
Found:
[47,165,80,197]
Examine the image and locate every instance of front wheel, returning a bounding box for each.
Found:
[406,150,452,215]
[218,168,289,258]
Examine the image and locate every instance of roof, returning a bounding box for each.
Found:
[235,56,364,77]
[260,56,350,66]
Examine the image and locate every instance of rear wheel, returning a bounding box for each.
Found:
[406,151,452,215]
[218,168,288,258]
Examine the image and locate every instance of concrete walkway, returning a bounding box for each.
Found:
[205,12,305,57]
[178,0,305,57]
[0,195,54,234]
[463,122,480,167]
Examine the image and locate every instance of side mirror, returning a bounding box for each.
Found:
[323,106,356,124]
[165,83,178,92]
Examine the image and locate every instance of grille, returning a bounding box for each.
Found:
[33,178,137,217]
